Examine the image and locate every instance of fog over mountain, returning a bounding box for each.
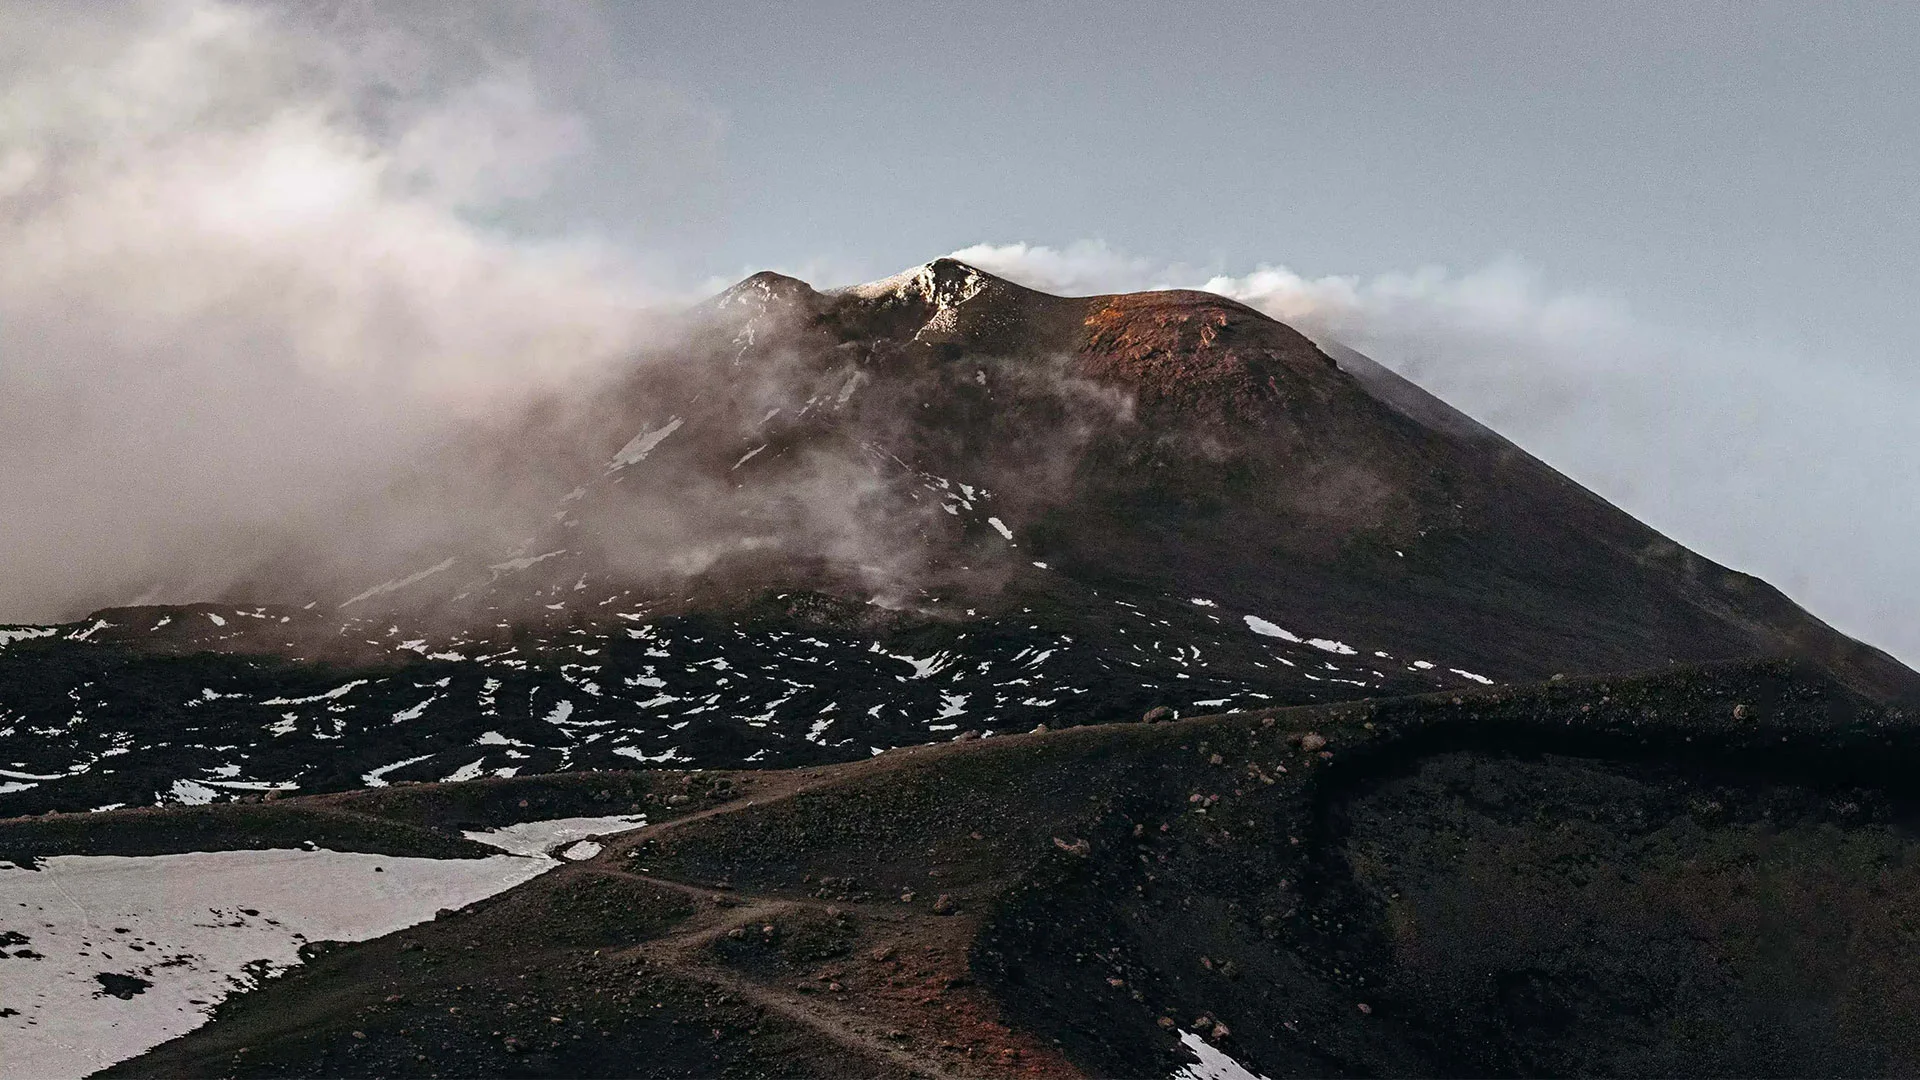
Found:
[2,0,1913,678]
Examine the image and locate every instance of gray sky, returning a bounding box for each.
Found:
[1,1,1914,666]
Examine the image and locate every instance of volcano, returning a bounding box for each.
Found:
[8,260,1920,1079]
[0,258,1913,818]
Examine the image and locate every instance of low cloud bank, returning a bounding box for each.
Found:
[0,1,665,620]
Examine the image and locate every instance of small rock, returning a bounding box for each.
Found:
[871,945,896,962]
[728,927,746,940]
[1211,1021,1231,1039]
[1299,733,1327,752]
[1144,706,1173,723]
[1030,723,1049,734]
[1158,1016,1177,1030]
[1208,753,1224,765]
[931,893,957,915]
[351,1031,366,1040]
[1733,703,1752,720]
[1357,1002,1373,1015]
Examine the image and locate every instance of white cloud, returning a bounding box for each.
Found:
[0,0,668,620]
[948,240,1160,296]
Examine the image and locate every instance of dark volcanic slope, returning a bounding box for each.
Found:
[1,258,1913,815]
[87,661,1920,1078]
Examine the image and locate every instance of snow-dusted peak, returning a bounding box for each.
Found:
[712,270,815,311]
[840,258,1003,338]
[843,258,990,301]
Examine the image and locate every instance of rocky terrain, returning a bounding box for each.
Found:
[1,659,1912,1077]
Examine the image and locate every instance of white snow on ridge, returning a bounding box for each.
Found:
[0,626,58,649]
[441,759,486,783]
[261,679,367,707]
[164,779,218,805]
[987,516,1016,543]
[1174,1029,1273,1080]
[361,753,433,788]
[489,549,567,575]
[1451,668,1495,685]
[0,848,551,1080]
[339,557,458,609]
[610,416,684,468]
[1242,615,1302,643]
[1306,637,1358,656]
[463,814,647,858]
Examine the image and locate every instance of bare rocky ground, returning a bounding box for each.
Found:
[3,658,1911,1078]
[7,263,1920,1077]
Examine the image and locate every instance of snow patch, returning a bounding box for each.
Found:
[0,627,59,648]
[1174,1029,1273,1080]
[1306,638,1358,656]
[339,557,457,608]
[1242,616,1302,643]
[0,848,550,1080]
[361,753,433,788]
[463,815,648,858]
[610,416,684,468]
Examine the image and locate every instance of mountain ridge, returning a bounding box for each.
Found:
[0,257,1914,818]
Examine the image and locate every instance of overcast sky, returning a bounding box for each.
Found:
[2,1,1915,665]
